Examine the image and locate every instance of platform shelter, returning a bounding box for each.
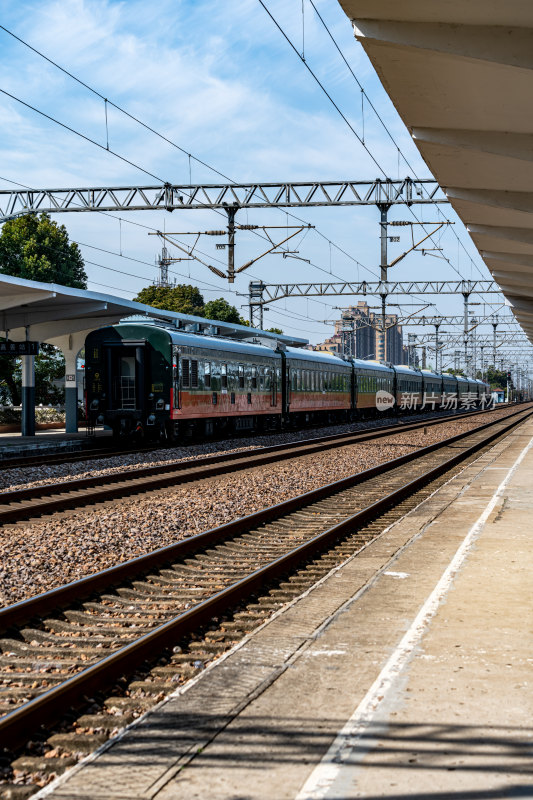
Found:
[0,273,306,436]
[338,0,533,344]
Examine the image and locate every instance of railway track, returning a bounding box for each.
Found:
[0,406,521,526]
[0,444,153,470]
[0,402,530,780]
[0,405,513,471]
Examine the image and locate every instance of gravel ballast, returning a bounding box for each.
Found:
[0,407,520,607]
[0,411,483,494]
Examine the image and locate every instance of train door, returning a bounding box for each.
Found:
[106,343,146,413]
[271,364,277,406]
[172,346,180,409]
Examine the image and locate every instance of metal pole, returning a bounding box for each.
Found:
[434,323,440,372]
[470,316,477,376]
[380,293,388,362]
[379,204,390,282]
[248,281,265,329]
[226,204,238,283]
[463,290,469,373]
[378,204,390,363]
[492,317,498,366]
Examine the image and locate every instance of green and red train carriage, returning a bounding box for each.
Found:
[85,319,491,441]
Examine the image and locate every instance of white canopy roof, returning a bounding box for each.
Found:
[0,273,307,348]
[338,0,533,343]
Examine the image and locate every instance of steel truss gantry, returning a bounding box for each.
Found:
[0,178,445,217]
[253,279,498,307]
[401,315,518,328]
[249,279,500,326]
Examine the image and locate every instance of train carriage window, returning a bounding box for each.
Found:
[204,361,211,389]
[221,363,228,389]
[297,369,301,391]
[191,360,198,389]
[182,359,190,388]
[238,364,245,389]
[251,366,257,389]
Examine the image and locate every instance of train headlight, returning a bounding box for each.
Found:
[96,414,104,424]
[90,398,99,410]
[147,414,156,425]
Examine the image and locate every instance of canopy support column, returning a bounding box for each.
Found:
[21,355,35,437]
[54,332,88,434]
[64,348,78,433]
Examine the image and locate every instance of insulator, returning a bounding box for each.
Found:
[389,220,411,226]
[204,230,226,235]
[238,224,260,230]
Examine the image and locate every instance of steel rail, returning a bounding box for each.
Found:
[0,405,513,471]
[0,444,156,470]
[0,405,528,632]
[0,405,530,749]
[0,406,515,523]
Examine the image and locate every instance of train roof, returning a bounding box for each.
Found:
[349,358,394,373]
[286,347,351,368]
[391,364,422,377]
[107,322,282,359]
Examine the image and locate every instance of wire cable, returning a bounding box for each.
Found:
[0,24,372,283]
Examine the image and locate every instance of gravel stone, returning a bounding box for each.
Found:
[0,407,515,607]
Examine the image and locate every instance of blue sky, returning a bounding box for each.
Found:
[0,0,508,353]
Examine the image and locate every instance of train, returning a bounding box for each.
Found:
[85,319,491,441]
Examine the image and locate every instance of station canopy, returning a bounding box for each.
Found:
[338,0,533,343]
[0,273,307,348]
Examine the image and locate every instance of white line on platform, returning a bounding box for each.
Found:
[295,432,533,800]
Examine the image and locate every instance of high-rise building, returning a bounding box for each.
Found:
[315,301,405,363]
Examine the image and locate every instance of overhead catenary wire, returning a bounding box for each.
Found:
[305,0,495,290]
[257,0,501,317]
[0,23,372,283]
[0,20,505,338]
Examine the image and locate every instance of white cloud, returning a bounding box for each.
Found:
[0,0,491,342]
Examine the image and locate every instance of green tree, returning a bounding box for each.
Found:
[485,365,508,390]
[0,213,87,287]
[266,327,283,335]
[8,344,65,405]
[134,284,205,316]
[203,297,248,326]
[443,367,465,377]
[0,213,87,404]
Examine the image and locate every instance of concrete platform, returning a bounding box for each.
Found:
[38,416,533,800]
[0,428,111,458]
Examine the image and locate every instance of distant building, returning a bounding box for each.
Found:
[315,301,405,364]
